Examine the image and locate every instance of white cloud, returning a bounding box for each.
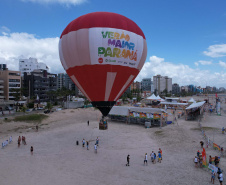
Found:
[194,62,199,66]
[0,31,64,74]
[20,0,86,6]
[197,60,212,65]
[203,44,226,57]
[219,60,226,68]
[135,56,226,88]
[1,30,226,88]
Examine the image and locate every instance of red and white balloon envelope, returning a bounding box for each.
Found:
[59,12,147,117]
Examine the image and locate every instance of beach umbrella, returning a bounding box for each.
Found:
[59,12,147,116]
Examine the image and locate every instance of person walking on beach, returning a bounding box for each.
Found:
[126,155,130,166]
[158,151,161,163]
[96,137,99,146]
[144,153,148,165]
[154,153,156,164]
[211,170,215,184]
[94,144,97,153]
[86,141,89,150]
[30,146,33,155]
[222,127,224,134]
[87,120,89,126]
[82,139,85,147]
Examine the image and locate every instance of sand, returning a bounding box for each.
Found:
[0,95,225,185]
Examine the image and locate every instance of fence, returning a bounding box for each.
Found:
[198,113,226,158]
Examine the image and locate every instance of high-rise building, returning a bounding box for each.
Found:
[57,73,79,96]
[23,69,57,102]
[0,64,21,100]
[19,57,49,75]
[172,83,180,95]
[153,75,172,95]
[141,78,151,91]
[130,81,141,91]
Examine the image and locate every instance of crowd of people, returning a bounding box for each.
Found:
[126,148,163,167]
[1,136,12,148]
[81,137,99,152]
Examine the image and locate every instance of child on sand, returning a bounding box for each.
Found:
[144,153,148,165]
[194,156,198,167]
[30,146,33,155]
[82,139,85,147]
[126,155,130,166]
[158,152,161,163]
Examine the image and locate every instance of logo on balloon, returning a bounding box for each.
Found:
[98,58,103,64]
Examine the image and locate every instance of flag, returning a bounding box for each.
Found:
[202,148,207,167]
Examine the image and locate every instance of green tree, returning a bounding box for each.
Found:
[46,102,53,110]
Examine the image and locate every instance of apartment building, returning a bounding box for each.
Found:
[19,57,49,75]
[23,69,57,102]
[153,75,172,95]
[0,64,21,100]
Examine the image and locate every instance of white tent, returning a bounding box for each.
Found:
[146,94,157,100]
[156,95,165,102]
[186,101,205,110]
[188,98,196,103]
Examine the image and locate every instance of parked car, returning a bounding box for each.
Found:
[37,107,44,110]
[44,110,50,114]
[5,106,14,111]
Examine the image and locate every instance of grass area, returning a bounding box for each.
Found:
[191,127,218,131]
[155,130,163,135]
[13,114,49,123]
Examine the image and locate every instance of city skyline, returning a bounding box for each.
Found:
[0,0,226,88]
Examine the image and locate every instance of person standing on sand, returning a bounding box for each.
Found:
[126,155,130,166]
[18,136,21,147]
[200,141,204,148]
[218,172,223,185]
[154,153,156,164]
[86,141,89,150]
[144,153,148,165]
[94,144,97,153]
[30,146,33,155]
[87,120,89,126]
[159,148,162,160]
[194,156,198,167]
[82,139,85,147]
[209,155,212,164]
[150,151,154,163]
[211,170,215,184]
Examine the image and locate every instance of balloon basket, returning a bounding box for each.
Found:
[99,119,108,130]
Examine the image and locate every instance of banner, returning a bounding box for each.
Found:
[208,163,218,173]
[129,111,161,119]
[213,143,221,151]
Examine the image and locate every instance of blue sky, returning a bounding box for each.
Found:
[0,0,226,88]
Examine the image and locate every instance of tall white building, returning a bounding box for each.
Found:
[153,75,172,95]
[19,58,49,76]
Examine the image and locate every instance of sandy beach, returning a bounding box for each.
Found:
[0,95,225,185]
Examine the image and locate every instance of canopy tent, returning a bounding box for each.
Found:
[185,101,206,121]
[188,98,196,103]
[146,94,157,100]
[109,106,165,116]
[156,95,165,102]
[186,101,205,110]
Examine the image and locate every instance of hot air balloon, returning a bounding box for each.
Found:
[59,12,147,117]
